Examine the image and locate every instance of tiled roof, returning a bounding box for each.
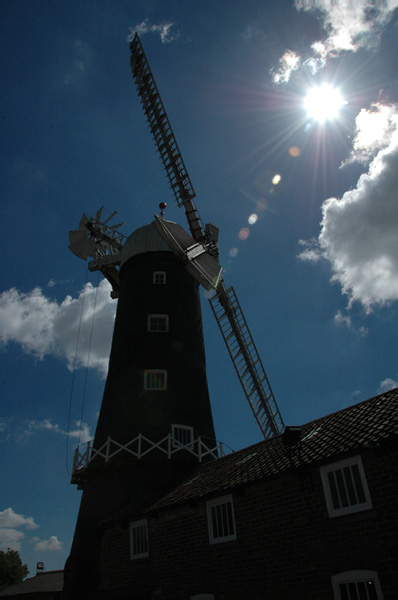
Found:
[146,388,398,512]
[0,571,63,597]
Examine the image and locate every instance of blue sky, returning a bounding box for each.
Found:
[1,0,398,577]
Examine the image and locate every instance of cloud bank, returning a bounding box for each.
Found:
[299,103,398,311]
[0,280,115,377]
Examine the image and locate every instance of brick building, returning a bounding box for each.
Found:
[96,388,398,600]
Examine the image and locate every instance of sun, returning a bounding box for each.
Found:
[304,84,347,123]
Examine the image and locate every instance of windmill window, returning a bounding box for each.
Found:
[206,495,236,544]
[320,456,372,518]
[147,314,169,332]
[130,520,149,559]
[144,370,167,391]
[172,424,194,449]
[331,570,383,599]
[153,271,166,284]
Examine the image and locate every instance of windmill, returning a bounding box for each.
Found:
[64,35,283,597]
[69,34,284,440]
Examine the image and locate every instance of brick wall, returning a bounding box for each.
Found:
[98,445,398,599]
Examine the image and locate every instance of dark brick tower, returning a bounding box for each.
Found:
[63,223,216,598]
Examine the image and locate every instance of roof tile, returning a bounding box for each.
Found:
[146,388,398,512]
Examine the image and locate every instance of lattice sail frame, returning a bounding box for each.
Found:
[130,34,205,245]
[210,286,284,437]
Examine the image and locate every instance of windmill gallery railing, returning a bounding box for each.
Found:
[72,433,231,481]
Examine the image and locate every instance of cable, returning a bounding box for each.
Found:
[78,271,100,446]
[66,269,89,476]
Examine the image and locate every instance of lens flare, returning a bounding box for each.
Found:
[238,227,250,241]
[272,174,281,185]
[289,146,300,157]
[248,214,258,225]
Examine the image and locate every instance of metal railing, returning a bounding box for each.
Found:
[72,433,231,479]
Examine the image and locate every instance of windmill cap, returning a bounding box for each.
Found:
[120,222,172,266]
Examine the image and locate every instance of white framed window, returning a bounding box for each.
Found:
[332,570,383,599]
[144,370,167,391]
[130,519,149,559]
[206,495,236,544]
[172,424,194,449]
[320,455,372,518]
[153,271,166,284]
[147,314,169,332]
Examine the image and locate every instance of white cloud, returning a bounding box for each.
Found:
[0,419,11,441]
[47,279,71,288]
[343,103,398,165]
[297,238,322,262]
[127,20,180,44]
[271,50,301,84]
[0,528,25,551]
[333,310,368,337]
[299,104,398,311]
[334,310,352,329]
[34,536,63,552]
[62,39,91,86]
[0,508,39,531]
[296,0,398,58]
[24,419,92,444]
[0,508,39,551]
[379,377,398,392]
[274,1,398,83]
[0,280,115,377]
[66,420,92,443]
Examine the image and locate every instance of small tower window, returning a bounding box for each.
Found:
[153,271,166,284]
[172,424,194,449]
[144,370,167,391]
[147,314,169,332]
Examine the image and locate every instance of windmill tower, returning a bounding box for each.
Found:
[64,35,284,598]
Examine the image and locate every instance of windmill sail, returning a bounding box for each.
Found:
[130,33,205,246]
[210,286,284,437]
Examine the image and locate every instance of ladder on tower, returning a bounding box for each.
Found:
[209,286,284,439]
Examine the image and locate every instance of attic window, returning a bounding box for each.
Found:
[206,495,236,544]
[172,424,194,449]
[331,570,383,599]
[144,370,167,391]
[130,520,148,559]
[320,455,372,518]
[153,271,166,284]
